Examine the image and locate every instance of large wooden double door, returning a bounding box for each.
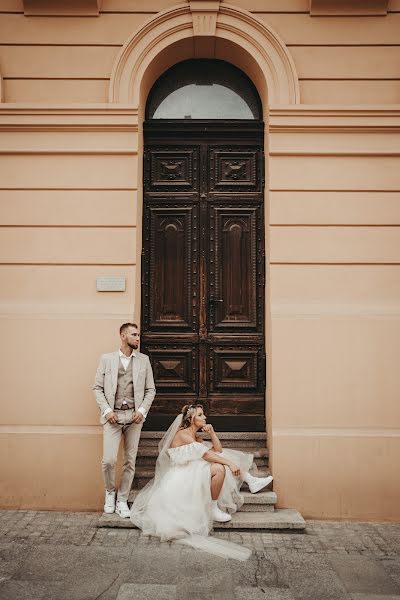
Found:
[141,121,265,430]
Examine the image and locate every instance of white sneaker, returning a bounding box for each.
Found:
[104,489,116,514]
[248,475,273,494]
[211,502,232,523]
[115,500,131,518]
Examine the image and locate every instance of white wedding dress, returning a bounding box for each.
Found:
[130,415,257,560]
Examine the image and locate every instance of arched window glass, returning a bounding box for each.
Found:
[146,59,262,120]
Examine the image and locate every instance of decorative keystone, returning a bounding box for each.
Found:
[190,0,220,36]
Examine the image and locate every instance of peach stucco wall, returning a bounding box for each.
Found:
[0,0,399,519]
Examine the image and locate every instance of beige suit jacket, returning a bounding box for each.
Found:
[93,351,156,425]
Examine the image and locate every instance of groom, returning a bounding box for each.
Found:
[93,323,156,518]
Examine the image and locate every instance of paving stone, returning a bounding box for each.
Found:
[280,553,349,600]
[350,596,400,600]
[116,583,176,600]
[235,588,295,600]
[0,580,65,600]
[381,559,400,588]
[329,555,400,595]
[176,571,235,600]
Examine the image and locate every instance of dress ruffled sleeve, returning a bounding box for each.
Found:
[168,441,209,465]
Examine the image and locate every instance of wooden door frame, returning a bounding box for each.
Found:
[141,119,266,431]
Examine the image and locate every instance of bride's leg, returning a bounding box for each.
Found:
[210,463,225,500]
[210,464,232,522]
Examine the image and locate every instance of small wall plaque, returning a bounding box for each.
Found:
[96,277,126,292]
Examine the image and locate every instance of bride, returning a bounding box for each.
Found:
[130,404,273,560]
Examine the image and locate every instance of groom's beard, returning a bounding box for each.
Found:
[128,342,139,350]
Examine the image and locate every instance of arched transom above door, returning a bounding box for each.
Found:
[109,1,300,106]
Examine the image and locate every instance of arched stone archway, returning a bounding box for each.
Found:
[109,1,300,107]
[107,1,300,435]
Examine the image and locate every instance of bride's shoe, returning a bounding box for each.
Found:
[211,501,232,523]
[246,474,273,494]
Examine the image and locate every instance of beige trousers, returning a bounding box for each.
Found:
[101,408,143,502]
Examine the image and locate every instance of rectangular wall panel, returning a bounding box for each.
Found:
[270,191,400,225]
[0,46,119,78]
[259,13,400,45]
[300,80,400,104]
[0,155,137,189]
[291,46,400,79]
[0,227,136,264]
[270,226,400,263]
[3,79,109,103]
[0,264,136,305]
[270,156,400,191]
[273,434,400,520]
[271,264,400,306]
[0,13,150,44]
[0,190,137,226]
[270,132,400,155]
[271,317,400,428]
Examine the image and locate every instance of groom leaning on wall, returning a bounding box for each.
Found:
[93,323,156,518]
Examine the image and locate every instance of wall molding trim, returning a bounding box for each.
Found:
[0,105,138,132]
[269,105,400,132]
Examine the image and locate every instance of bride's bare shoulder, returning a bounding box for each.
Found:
[170,429,195,448]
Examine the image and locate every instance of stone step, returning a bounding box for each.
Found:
[136,450,268,468]
[99,508,305,531]
[137,446,268,458]
[138,431,267,449]
[136,456,268,468]
[140,431,267,440]
[131,467,272,490]
[213,509,306,530]
[127,489,277,512]
[139,439,267,450]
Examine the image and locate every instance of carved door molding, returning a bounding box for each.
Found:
[141,121,265,431]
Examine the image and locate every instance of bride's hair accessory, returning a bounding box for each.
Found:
[181,403,203,429]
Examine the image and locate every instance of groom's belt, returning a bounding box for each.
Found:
[115,402,134,410]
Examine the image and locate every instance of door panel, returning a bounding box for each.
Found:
[209,147,262,193]
[209,206,260,332]
[143,204,198,332]
[142,123,265,431]
[147,344,198,394]
[146,146,199,193]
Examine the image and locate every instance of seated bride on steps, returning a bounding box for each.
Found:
[130,403,273,560]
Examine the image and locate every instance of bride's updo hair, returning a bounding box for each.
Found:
[180,403,203,429]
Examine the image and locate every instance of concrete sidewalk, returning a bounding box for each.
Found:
[0,510,399,600]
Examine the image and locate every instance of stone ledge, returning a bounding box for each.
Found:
[127,489,277,506]
[99,508,305,531]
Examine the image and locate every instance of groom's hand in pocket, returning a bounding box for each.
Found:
[132,412,144,424]
[106,411,118,424]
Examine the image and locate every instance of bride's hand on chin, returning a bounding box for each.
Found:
[229,463,241,477]
[201,424,214,434]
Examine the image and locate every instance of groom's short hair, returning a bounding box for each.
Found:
[120,322,139,335]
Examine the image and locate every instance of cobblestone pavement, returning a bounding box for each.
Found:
[0,510,399,600]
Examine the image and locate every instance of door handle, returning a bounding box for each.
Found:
[209,296,223,303]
